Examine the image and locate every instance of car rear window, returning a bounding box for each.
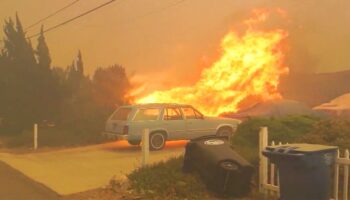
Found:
[133,108,160,121]
[111,107,132,120]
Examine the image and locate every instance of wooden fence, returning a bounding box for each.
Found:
[259,127,350,200]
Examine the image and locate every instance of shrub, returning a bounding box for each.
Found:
[3,126,106,148]
[303,118,350,149]
[127,156,209,200]
[231,115,320,164]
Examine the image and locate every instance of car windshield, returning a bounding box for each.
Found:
[194,109,204,119]
[110,107,132,120]
[133,108,160,121]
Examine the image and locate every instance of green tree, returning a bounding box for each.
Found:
[0,15,38,132]
[92,64,131,111]
[36,26,51,68]
[0,14,60,132]
[65,51,85,96]
[3,14,36,64]
[35,25,61,122]
[59,51,98,132]
[76,50,84,75]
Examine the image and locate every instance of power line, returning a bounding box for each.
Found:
[89,0,187,29]
[26,0,117,39]
[25,0,82,31]
[131,0,186,21]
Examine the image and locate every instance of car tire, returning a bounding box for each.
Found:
[128,140,141,146]
[216,127,233,139]
[149,132,166,151]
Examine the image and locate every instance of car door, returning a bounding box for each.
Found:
[162,107,186,140]
[182,107,215,138]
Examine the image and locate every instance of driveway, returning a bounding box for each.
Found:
[0,160,59,200]
[0,140,186,195]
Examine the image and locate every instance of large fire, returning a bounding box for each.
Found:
[136,10,289,116]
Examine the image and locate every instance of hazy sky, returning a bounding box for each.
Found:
[1,0,350,89]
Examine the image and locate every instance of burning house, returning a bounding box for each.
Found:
[135,10,289,116]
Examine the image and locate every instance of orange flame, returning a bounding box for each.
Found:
[136,10,289,116]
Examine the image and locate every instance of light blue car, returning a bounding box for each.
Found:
[104,103,241,150]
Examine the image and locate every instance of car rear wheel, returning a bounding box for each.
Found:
[149,132,166,151]
[216,127,233,139]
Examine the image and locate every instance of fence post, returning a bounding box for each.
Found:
[334,149,340,200]
[259,127,268,193]
[33,123,38,150]
[343,149,349,200]
[141,128,150,167]
[270,141,276,186]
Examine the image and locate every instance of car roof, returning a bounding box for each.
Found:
[119,103,193,109]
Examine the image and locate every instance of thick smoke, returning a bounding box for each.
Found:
[1,0,349,79]
[222,0,350,73]
[127,0,350,96]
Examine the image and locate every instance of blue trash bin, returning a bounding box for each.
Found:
[262,143,338,200]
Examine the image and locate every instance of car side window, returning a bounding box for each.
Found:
[164,107,183,120]
[133,108,160,121]
[182,107,197,119]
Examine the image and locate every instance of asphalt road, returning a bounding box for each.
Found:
[0,160,59,200]
[0,140,186,195]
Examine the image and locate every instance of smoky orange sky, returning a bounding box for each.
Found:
[1,0,350,91]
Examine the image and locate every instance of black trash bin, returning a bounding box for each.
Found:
[183,135,254,197]
[262,143,338,200]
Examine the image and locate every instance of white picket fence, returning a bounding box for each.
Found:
[259,127,350,200]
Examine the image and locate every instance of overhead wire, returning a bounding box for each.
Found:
[18,0,187,40]
[25,0,82,30]
[26,0,117,39]
[127,0,186,24]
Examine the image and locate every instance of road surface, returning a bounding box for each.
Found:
[0,160,59,200]
[0,140,186,195]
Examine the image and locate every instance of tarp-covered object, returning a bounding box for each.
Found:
[314,93,350,117]
[222,99,320,120]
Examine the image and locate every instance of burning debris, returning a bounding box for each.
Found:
[135,10,289,116]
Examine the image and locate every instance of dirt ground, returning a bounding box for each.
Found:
[61,188,137,200]
[0,140,185,195]
[61,187,265,200]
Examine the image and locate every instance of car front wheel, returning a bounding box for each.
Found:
[149,132,166,151]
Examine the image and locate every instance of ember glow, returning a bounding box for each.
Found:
[136,10,289,116]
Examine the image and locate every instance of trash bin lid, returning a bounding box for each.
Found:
[266,143,338,154]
